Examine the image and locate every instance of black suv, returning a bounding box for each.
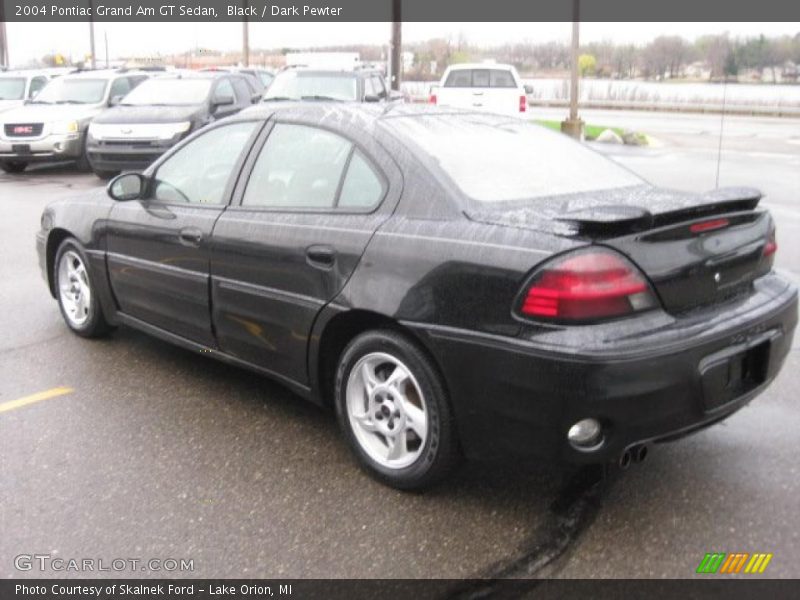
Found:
[262,67,402,103]
[86,72,254,177]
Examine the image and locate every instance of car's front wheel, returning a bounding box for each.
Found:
[54,238,112,337]
[0,161,28,174]
[335,330,460,490]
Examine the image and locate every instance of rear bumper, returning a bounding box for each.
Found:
[0,133,83,161]
[408,273,797,464]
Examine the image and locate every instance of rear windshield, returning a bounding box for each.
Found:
[263,71,358,101]
[121,78,212,106]
[444,68,517,88]
[0,77,26,100]
[33,78,108,104]
[384,115,643,204]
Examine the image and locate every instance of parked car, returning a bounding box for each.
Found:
[200,66,274,94]
[430,63,532,115]
[0,69,60,114]
[36,105,796,490]
[263,67,401,103]
[0,69,148,173]
[87,72,254,178]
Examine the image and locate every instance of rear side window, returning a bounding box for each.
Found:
[243,124,351,209]
[444,68,517,88]
[243,124,384,210]
[339,151,384,209]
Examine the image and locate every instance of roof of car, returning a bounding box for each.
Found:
[236,102,488,127]
[61,69,149,80]
[0,68,61,78]
[444,62,516,71]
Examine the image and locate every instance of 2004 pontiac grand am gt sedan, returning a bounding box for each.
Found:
[36,104,797,490]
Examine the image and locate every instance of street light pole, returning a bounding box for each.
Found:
[560,0,584,138]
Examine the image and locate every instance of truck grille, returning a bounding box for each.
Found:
[4,123,44,137]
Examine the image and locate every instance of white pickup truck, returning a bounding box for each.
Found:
[430,63,531,116]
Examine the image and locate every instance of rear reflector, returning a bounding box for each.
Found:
[519,95,527,112]
[519,249,658,322]
[689,218,729,233]
[429,94,437,105]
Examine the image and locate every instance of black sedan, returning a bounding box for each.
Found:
[36,104,797,489]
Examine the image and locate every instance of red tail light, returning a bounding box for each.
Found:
[429,94,437,105]
[518,249,658,322]
[519,95,527,112]
[763,228,777,259]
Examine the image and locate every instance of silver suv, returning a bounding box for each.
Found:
[0,69,148,173]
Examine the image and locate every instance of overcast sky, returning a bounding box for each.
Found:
[5,21,799,65]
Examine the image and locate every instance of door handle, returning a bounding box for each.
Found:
[179,227,203,247]
[306,245,335,268]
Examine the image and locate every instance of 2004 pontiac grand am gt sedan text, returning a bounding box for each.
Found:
[36,104,797,490]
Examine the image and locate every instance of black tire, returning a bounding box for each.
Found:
[0,161,28,174]
[93,168,119,180]
[54,238,112,338]
[335,329,461,490]
[75,134,92,172]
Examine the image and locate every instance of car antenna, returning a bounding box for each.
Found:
[714,77,728,189]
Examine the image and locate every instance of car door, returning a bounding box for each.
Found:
[106,120,261,346]
[210,120,401,387]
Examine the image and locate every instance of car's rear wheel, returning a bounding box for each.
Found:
[54,238,112,337]
[335,330,460,490]
[0,161,28,174]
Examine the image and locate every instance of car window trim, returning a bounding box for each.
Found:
[230,119,389,215]
[144,119,266,209]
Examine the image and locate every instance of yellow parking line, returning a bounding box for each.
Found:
[0,386,74,414]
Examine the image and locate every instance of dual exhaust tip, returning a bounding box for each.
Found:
[618,444,649,470]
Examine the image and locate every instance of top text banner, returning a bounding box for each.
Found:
[2,0,800,22]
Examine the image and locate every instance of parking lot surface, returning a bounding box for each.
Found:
[1,111,799,579]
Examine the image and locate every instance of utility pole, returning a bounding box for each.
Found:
[0,20,8,69]
[104,30,109,68]
[390,0,401,91]
[88,0,97,68]
[560,0,584,138]
[242,0,250,67]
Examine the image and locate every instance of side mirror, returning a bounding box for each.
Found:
[523,84,534,95]
[364,94,380,103]
[109,95,124,106]
[212,94,235,108]
[108,172,145,202]
[250,92,262,104]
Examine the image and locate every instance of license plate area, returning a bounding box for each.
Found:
[700,340,771,412]
[12,144,31,154]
